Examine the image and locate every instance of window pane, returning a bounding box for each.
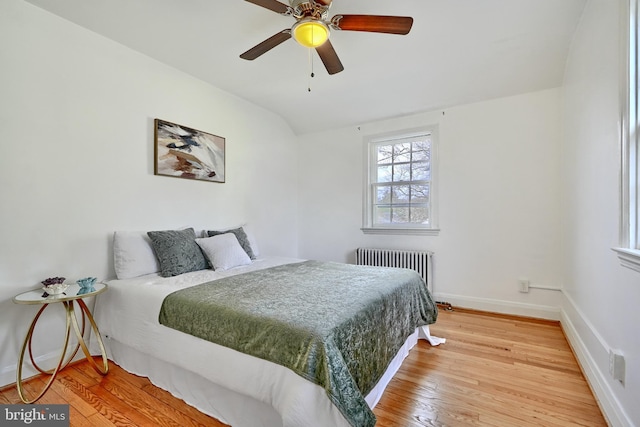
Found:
[392,207,410,223]
[375,206,391,224]
[392,185,410,203]
[394,143,412,163]
[412,162,430,180]
[377,165,392,183]
[377,145,393,164]
[394,163,411,181]
[411,184,430,203]
[412,140,431,161]
[376,186,391,203]
[410,207,430,224]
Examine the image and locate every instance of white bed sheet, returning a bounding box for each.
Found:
[90,257,444,427]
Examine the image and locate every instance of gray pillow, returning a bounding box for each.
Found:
[147,228,208,277]
[207,227,256,259]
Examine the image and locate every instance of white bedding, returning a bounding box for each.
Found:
[90,256,444,427]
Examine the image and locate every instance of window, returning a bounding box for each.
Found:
[362,127,439,235]
[614,0,640,272]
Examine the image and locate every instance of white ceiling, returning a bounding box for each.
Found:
[23,0,586,135]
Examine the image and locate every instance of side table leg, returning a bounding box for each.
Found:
[71,299,109,375]
[16,304,73,404]
[28,303,82,375]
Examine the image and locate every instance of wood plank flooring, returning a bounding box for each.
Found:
[1,308,607,426]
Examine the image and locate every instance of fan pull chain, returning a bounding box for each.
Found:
[308,48,315,92]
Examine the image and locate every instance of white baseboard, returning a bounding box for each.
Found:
[560,294,633,427]
[433,292,561,320]
[1,364,17,389]
[1,355,52,389]
[1,350,84,389]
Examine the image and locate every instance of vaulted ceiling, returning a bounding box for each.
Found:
[24,0,586,134]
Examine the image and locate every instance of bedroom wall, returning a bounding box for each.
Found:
[560,0,639,425]
[297,88,564,319]
[0,0,299,387]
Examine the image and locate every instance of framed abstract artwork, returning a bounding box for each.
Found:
[154,119,225,183]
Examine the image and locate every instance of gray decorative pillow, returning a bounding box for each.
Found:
[207,227,255,259]
[147,228,208,277]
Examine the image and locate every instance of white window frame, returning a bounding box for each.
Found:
[361,126,440,236]
[614,0,640,272]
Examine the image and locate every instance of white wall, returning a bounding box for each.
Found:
[561,0,639,425]
[3,1,636,425]
[298,88,564,319]
[0,0,298,386]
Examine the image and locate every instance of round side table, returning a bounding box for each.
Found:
[12,282,109,403]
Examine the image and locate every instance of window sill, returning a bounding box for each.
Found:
[361,227,440,236]
[612,248,640,273]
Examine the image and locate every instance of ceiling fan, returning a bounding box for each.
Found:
[240,0,414,75]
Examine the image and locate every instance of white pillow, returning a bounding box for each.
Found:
[203,224,260,258]
[196,234,252,271]
[113,231,160,279]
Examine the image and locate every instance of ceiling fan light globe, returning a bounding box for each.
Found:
[292,20,329,48]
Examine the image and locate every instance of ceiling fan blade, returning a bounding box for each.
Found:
[332,15,414,35]
[316,40,344,75]
[244,0,291,15]
[240,30,292,60]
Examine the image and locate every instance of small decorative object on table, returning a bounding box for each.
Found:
[76,277,97,295]
[41,277,68,296]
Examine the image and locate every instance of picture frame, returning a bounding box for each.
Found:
[154,118,225,183]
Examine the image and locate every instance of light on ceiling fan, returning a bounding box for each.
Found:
[292,20,329,48]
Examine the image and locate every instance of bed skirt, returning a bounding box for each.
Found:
[94,325,443,427]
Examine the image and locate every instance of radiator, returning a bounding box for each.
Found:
[355,248,434,293]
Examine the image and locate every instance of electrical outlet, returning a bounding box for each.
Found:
[609,349,625,383]
[518,279,530,293]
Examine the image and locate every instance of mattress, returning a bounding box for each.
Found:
[90,256,444,427]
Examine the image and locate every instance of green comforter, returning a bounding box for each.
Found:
[159,260,438,427]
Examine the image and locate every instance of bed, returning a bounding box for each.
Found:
[90,228,442,427]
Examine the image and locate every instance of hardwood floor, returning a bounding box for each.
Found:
[0,308,607,426]
[374,308,607,427]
